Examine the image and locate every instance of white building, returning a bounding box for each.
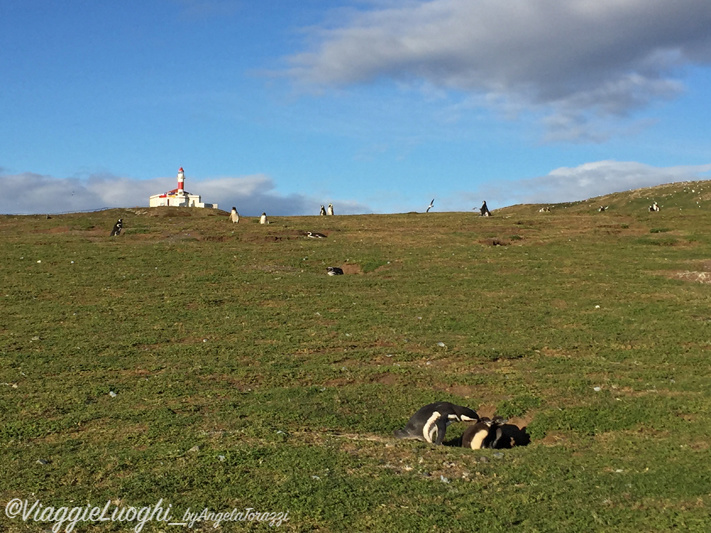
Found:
[149,168,218,209]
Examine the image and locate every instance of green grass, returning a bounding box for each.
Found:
[2,191,711,531]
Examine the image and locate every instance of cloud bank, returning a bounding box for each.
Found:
[286,0,711,140]
[477,160,711,207]
[0,171,370,216]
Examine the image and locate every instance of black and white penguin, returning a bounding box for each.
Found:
[327,266,344,276]
[394,402,479,445]
[327,203,334,216]
[598,205,608,212]
[319,205,327,216]
[260,213,269,224]
[229,207,240,223]
[479,201,492,217]
[426,198,435,213]
[461,417,506,450]
[649,202,660,212]
[110,219,123,236]
[306,231,327,238]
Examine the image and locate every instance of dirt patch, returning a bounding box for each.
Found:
[479,238,509,246]
[241,231,303,243]
[341,263,364,275]
[476,404,498,418]
[49,226,72,233]
[668,270,711,284]
[538,431,569,446]
[375,373,398,386]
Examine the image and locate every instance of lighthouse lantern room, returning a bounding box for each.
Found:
[149,168,218,209]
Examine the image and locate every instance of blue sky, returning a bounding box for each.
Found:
[2,0,711,215]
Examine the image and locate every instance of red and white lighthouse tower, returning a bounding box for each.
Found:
[177,167,185,194]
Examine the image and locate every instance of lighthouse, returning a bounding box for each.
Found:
[177,167,185,193]
[148,167,218,209]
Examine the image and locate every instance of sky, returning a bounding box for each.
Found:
[2,0,711,216]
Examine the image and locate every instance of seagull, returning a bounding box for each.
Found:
[306,231,327,238]
[426,198,435,213]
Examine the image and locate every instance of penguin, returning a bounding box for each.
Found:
[649,202,660,212]
[461,417,506,450]
[306,231,327,238]
[110,219,123,236]
[598,205,608,212]
[320,205,327,216]
[229,207,240,223]
[327,266,344,276]
[260,213,269,224]
[327,203,334,216]
[426,198,435,213]
[479,201,492,217]
[394,402,479,445]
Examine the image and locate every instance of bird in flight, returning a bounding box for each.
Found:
[426,198,435,213]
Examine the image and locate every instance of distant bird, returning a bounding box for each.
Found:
[260,212,269,224]
[394,402,478,445]
[649,202,660,212]
[306,231,327,239]
[426,198,435,213]
[327,203,334,216]
[598,205,608,212]
[110,218,123,236]
[327,266,344,276]
[319,205,326,216]
[461,417,506,450]
[229,207,240,223]
[479,201,492,217]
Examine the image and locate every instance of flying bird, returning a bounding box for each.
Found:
[426,199,435,213]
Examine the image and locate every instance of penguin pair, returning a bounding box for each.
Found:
[110,219,123,236]
[461,417,507,450]
[394,402,478,445]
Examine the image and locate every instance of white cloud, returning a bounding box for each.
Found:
[286,0,711,140]
[0,170,371,216]
[478,160,711,206]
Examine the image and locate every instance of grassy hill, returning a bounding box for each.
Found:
[2,184,711,531]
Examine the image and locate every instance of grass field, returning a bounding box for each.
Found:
[2,181,711,532]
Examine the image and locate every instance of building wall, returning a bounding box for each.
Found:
[149,194,217,209]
